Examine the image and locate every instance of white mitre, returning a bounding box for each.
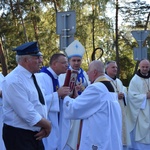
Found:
[65,40,85,58]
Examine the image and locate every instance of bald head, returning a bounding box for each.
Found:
[87,60,104,83]
[90,60,104,73]
[139,59,150,76]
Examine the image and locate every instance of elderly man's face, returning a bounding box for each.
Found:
[106,62,117,78]
[27,55,43,73]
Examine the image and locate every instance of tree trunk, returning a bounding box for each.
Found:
[115,0,120,78]
[91,5,96,61]
[0,43,7,76]
[17,0,28,42]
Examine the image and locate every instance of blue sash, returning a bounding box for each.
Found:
[77,68,86,95]
[77,68,84,83]
[40,67,59,92]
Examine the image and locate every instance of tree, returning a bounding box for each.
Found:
[1,0,149,87]
[119,0,150,76]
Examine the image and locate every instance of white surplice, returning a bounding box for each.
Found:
[105,74,128,147]
[127,74,150,149]
[63,81,122,150]
[36,68,60,150]
[59,68,90,150]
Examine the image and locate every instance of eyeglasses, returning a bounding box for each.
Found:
[57,61,68,65]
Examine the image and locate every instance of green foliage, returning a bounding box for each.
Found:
[0,0,149,85]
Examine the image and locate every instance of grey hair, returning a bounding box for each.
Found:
[105,60,116,70]
[16,55,31,63]
[90,60,105,73]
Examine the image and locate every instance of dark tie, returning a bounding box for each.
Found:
[32,74,45,105]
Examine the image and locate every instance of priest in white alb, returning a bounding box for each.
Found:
[127,59,150,150]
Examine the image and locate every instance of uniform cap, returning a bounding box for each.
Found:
[13,41,42,56]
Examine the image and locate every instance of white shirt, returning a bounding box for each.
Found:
[2,65,47,131]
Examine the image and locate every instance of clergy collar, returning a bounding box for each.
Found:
[69,66,81,73]
[94,75,110,83]
[136,69,150,79]
[105,73,117,80]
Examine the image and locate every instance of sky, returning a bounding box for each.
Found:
[106,0,150,26]
[128,0,150,4]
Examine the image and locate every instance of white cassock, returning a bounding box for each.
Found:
[0,73,5,150]
[127,74,150,150]
[105,74,128,149]
[37,68,72,150]
[59,69,90,150]
[63,81,122,150]
[36,70,61,150]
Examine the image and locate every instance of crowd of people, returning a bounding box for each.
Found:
[0,40,150,150]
